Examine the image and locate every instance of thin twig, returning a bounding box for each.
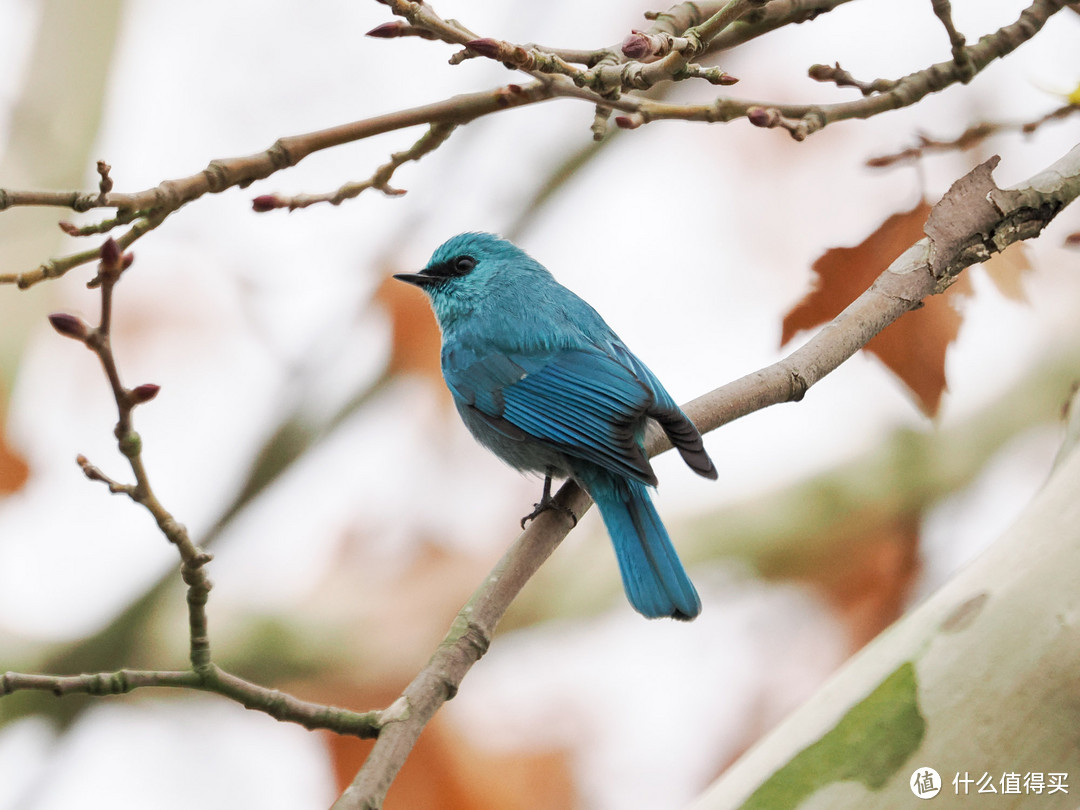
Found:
[867,104,1079,167]
[51,240,216,670]
[0,666,385,737]
[931,0,976,79]
[252,122,458,211]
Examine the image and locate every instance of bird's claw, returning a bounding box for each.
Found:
[520,498,578,530]
[520,474,577,529]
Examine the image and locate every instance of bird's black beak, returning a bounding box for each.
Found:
[392,271,434,287]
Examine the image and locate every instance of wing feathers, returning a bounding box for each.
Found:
[445,341,713,485]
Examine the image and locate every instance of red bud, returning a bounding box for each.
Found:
[100,237,121,268]
[59,221,81,236]
[747,106,777,128]
[252,194,281,212]
[466,38,501,59]
[129,383,161,404]
[614,115,641,130]
[48,313,89,341]
[366,21,404,38]
[621,32,651,59]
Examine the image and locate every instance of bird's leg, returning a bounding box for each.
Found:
[520,471,578,529]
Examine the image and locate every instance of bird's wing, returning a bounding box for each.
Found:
[610,343,718,481]
[443,343,658,485]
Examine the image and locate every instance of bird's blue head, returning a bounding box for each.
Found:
[393,232,551,326]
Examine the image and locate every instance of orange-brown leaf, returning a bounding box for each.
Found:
[782,202,971,416]
[981,241,1031,303]
[327,716,576,810]
[374,272,443,383]
[0,391,29,495]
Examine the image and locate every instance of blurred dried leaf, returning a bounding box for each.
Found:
[374,272,443,383]
[782,201,972,416]
[805,514,920,652]
[981,241,1031,303]
[0,392,29,494]
[327,715,575,810]
[750,498,921,653]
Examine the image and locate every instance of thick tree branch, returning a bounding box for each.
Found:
[331,145,1080,809]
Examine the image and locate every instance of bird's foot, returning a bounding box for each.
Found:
[520,475,578,529]
[520,498,578,529]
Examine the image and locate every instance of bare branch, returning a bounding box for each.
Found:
[48,241,215,670]
[253,122,458,211]
[0,84,554,287]
[867,104,1079,167]
[808,62,897,95]
[0,666,385,737]
[616,0,1072,140]
[931,0,976,78]
[3,0,1060,290]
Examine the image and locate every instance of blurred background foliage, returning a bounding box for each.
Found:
[1,1,1078,808]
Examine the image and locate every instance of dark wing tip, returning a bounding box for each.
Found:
[685,451,718,480]
[650,408,718,480]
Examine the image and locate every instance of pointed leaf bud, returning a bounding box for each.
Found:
[48,313,89,341]
[129,383,161,404]
[466,38,501,59]
[252,194,282,212]
[100,237,121,268]
[366,21,405,38]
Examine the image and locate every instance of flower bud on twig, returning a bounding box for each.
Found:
[129,383,161,404]
[366,22,405,38]
[621,32,651,60]
[252,194,283,212]
[100,237,121,269]
[465,38,502,60]
[48,313,90,341]
[747,106,779,128]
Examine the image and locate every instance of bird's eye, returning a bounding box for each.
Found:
[452,256,476,275]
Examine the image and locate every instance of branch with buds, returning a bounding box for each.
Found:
[0,0,1066,288]
[3,240,386,738]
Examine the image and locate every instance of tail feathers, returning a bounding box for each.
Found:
[590,476,701,620]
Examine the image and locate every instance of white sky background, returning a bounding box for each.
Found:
[0,1,1078,808]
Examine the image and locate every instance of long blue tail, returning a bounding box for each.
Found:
[583,471,701,620]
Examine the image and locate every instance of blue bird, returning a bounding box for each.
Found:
[394,233,717,620]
